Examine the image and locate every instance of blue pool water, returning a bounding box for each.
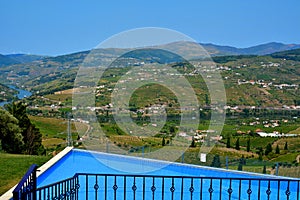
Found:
[37,149,299,199]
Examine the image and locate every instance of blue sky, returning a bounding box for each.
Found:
[1,0,299,56]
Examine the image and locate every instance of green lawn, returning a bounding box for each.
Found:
[0,153,50,195]
[271,152,299,163]
[29,116,68,138]
[29,116,81,139]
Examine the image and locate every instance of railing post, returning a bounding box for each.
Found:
[12,189,19,200]
[32,166,37,200]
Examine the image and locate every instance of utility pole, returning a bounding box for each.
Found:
[226,156,228,170]
[67,112,72,146]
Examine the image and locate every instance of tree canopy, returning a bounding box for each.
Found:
[2,102,44,155]
[0,108,24,153]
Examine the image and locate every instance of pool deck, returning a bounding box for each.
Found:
[0,146,73,200]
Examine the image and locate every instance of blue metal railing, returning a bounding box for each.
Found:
[36,176,78,200]
[13,164,38,200]
[34,173,300,200]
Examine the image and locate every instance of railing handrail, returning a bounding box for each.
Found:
[74,172,300,181]
[36,176,76,191]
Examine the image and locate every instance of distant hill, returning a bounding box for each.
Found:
[0,53,46,67]
[270,48,300,61]
[6,54,46,63]
[0,54,20,67]
[200,42,300,56]
[143,41,300,57]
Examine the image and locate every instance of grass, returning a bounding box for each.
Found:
[0,153,50,196]
[227,165,270,174]
[278,166,300,178]
[42,138,66,149]
[237,137,278,149]
[29,116,69,138]
[273,137,300,151]
[45,93,72,104]
[29,116,88,152]
[270,152,299,163]
[289,127,300,134]
[29,116,83,139]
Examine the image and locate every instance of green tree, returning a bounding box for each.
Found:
[249,130,256,137]
[235,138,240,150]
[242,108,250,117]
[275,144,280,154]
[284,142,288,150]
[262,165,267,174]
[246,138,251,152]
[205,94,209,105]
[162,137,165,146]
[210,154,221,168]
[237,163,243,171]
[24,123,44,155]
[5,102,44,155]
[190,137,196,147]
[169,126,175,134]
[5,101,30,128]
[226,137,231,148]
[265,143,273,156]
[258,152,263,161]
[240,155,246,165]
[0,108,24,153]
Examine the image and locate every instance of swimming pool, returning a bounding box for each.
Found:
[36,149,299,199]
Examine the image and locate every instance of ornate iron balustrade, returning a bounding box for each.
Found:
[34,173,300,200]
[13,164,38,200]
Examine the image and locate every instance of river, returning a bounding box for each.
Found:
[0,85,32,107]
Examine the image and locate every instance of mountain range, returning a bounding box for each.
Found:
[1,42,300,67]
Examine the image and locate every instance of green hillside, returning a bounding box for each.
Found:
[0,84,17,102]
[0,47,299,107]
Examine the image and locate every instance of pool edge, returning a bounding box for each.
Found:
[36,146,73,177]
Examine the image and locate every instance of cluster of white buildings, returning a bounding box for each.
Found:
[238,79,273,88]
[274,83,298,90]
[178,130,222,143]
[237,79,298,90]
[260,62,280,67]
[256,131,296,138]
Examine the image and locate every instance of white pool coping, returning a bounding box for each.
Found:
[0,146,73,200]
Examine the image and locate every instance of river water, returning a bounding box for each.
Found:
[0,85,32,106]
